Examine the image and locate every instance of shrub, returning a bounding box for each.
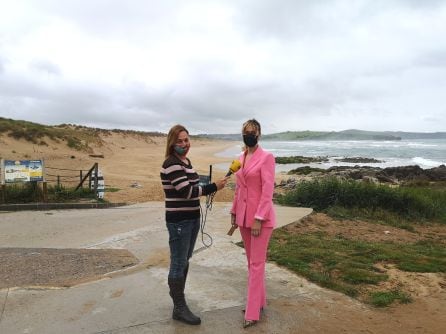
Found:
[1,183,97,203]
[276,178,446,222]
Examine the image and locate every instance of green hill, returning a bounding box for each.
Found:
[262,129,402,141]
[262,129,446,141]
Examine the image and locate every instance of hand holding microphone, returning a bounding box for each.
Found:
[214,160,241,191]
[225,161,241,236]
[226,160,241,177]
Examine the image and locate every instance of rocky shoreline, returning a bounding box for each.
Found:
[277,164,446,189]
[275,155,384,164]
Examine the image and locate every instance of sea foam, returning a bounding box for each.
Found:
[412,157,444,168]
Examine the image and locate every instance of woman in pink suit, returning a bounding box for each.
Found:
[230,119,276,328]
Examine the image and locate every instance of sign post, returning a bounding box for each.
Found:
[3,159,44,183]
[1,159,45,203]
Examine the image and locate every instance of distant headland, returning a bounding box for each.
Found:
[1,117,446,142]
[200,129,446,141]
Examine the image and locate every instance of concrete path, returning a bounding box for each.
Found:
[0,202,371,334]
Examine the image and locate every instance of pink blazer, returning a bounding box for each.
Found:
[230,146,276,228]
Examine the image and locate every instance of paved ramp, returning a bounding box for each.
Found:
[0,202,375,334]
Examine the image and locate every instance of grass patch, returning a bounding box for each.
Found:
[269,177,446,306]
[267,230,445,306]
[49,185,97,202]
[1,183,42,203]
[275,178,446,223]
[325,206,417,231]
[105,187,121,192]
[369,290,412,307]
[1,183,98,203]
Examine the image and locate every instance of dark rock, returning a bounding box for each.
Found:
[334,157,383,163]
[276,156,329,164]
[425,165,446,181]
[379,165,425,181]
[281,164,446,188]
[288,166,326,175]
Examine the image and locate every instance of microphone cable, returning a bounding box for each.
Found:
[199,190,216,248]
[198,160,240,249]
[199,164,216,249]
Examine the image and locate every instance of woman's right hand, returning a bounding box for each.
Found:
[215,177,229,190]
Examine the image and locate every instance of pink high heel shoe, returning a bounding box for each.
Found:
[243,319,258,328]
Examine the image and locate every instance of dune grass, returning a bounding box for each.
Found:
[1,183,97,203]
[269,178,446,306]
[0,117,165,150]
[0,117,100,150]
[268,230,445,306]
[369,290,412,307]
[276,178,446,223]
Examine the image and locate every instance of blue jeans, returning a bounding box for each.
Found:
[167,218,200,279]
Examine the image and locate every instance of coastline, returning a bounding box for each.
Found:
[215,139,446,171]
[2,132,445,204]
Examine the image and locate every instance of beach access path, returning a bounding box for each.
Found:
[0,202,439,334]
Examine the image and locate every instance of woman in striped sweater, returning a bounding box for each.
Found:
[160,124,228,325]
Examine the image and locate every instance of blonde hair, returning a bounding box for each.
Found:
[165,124,189,158]
[242,119,261,135]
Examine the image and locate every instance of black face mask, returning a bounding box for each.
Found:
[243,134,258,147]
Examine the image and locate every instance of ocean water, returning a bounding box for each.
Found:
[214,139,446,173]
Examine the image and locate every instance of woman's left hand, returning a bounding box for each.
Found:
[251,219,262,237]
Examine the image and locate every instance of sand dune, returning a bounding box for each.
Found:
[0,132,238,203]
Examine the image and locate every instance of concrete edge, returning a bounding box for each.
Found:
[0,202,128,211]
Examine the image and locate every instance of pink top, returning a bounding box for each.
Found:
[230,146,276,228]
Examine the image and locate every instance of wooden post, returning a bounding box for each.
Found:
[94,163,99,194]
[0,184,5,204]
[80,170,83,187]
[42,182,48,202]
[57,175,60,188]
[76,163,96,191]
[31,181,38,202]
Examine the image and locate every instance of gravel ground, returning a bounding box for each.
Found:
[0,248,138,289]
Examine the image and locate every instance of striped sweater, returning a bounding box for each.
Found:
[160,155,217,223]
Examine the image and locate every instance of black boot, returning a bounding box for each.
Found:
[183,263,189,287]
[168,277,201,325]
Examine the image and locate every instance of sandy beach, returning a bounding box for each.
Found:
[0,132,239,203]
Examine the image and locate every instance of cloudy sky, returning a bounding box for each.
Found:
[1,0,446,134]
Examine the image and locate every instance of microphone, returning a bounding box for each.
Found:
[225,160,241,177]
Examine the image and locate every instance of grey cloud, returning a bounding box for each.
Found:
[34,0,181,39]
[1,0,446,133]
[422,116,444,123]
[234,0,380,40]
[399,0,446,9]
[29,59,61,76]
[415,50,446,68]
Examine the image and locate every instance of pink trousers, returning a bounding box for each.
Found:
[239,226,273,321]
